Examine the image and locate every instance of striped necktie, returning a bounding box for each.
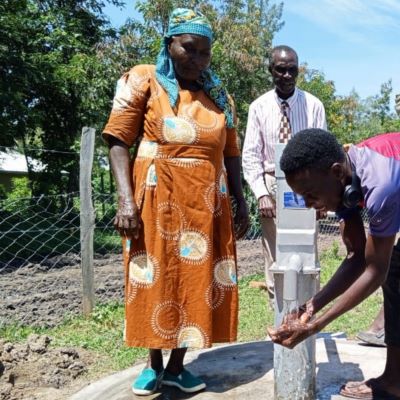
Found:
[279,101,291,143]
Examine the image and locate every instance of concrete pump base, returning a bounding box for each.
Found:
[70,333,386,400]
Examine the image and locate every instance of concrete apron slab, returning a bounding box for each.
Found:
[70,335,386,400]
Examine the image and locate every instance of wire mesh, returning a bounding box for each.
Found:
[0,192,365,328]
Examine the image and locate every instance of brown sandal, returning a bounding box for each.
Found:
[340,379,400,399]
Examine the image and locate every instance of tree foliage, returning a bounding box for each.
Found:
[131,0,284,134]
[297,68,399,144]
[0,0,124,195]
[1,0,284,195]
[209,0,284,133]
[1,0,399,199]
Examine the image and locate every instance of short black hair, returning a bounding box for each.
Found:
[270,45,298,65]
[280,129,345,174]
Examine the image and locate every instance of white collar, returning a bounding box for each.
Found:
[274,87,299,108]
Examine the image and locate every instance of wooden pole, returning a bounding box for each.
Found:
[79,127,96,315]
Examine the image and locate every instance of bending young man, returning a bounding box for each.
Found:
[268,129,400,399]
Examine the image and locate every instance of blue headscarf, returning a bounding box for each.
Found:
[155,8,234,128]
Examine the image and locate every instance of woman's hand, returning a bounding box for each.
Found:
[107,136,139,239]
[114,196,141,239]
[234,199,249,239]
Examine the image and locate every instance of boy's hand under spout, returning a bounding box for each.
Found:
[283,301,313,325]
[267,319,317,349]
[267,300,316,348]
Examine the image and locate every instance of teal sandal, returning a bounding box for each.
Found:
[162,369,206,393]
[132,367,164,395]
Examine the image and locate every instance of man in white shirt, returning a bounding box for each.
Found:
[242,45,327,298]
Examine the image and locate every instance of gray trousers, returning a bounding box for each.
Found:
[261,173,277,290]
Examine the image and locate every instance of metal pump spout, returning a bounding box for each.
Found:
[283,254,303,302]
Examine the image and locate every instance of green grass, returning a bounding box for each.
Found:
[0,276,273,372]
[237,242,383,341]
[318,242,383,337]
[0,247,383,373]
[93,229,121,253]
[238,274,273,341]
[0,302,146,373]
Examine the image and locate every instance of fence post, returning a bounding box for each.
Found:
[80,127,96,315]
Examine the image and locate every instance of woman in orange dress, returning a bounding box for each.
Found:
[103,8,249,396]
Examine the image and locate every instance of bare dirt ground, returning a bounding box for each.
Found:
[0,334,103,400]
[0,237,338,400]
[0,240,269,328]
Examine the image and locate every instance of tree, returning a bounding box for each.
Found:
[352,80,400,140]
[1,0,284,197]
[0,0,34,146]
[0,0,126,195]
[294,66,400,144]
[211,0,284,135]
[132,0,284,136]
[8,0,397,201]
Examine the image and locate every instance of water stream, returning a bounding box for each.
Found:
[274,299,314,400]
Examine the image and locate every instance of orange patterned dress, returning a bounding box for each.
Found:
[103,65,240,349]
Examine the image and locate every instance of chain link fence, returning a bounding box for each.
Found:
[0,192,355,328]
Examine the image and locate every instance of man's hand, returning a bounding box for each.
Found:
[114,196,141,239]
[258,195,276,218]
[267,299,316,348]
[234,199,250,239]
[282,300,314,326]
[267,319,317,349]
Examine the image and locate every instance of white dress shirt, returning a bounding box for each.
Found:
[242,87,327,199]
